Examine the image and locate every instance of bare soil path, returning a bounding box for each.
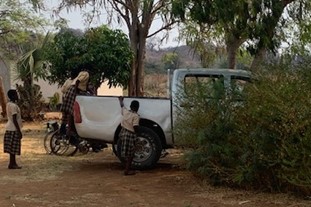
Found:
[0,122,309,207]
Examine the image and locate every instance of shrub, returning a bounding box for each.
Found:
[48,92,60,111]
[174,66,311,195]
[16,83,44,121]
[235,68,311,194]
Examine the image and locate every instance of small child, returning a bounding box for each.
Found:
[118,97,140,176]
[4,89,23,169]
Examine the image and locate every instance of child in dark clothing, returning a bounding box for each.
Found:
[60,71,89,138]
[4,89,23,169]
[118,97,140,176]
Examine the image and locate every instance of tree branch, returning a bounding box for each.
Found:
[109,0,131,28]
[0,30,11,36]
[0,10,11,18]
[151,0,165,15]
[147,20,178,38]
[112,0,132,10]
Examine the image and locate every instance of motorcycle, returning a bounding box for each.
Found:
[44,121,107,156]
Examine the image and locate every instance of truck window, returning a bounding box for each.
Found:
[184,74,225,98]
[230,76,251,100]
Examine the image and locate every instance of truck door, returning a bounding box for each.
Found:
[172,73,225,128]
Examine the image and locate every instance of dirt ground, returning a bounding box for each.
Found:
[0,122,310,207]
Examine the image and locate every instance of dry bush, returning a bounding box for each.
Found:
[144,74,168,97]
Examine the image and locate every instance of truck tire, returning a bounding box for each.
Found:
[117,126,162,170]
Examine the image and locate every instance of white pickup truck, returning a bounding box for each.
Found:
[73,68,251,169]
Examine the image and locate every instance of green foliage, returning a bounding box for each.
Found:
[235,65,311,193]
[145,61,164,74]
[15,33,51,83]
[174,62,311,194]
[171,0,311,69]
[48,92,60,111]
[277,0,311,55]
[83,26,133,88]
[0,0,48,60]
[44,26,133,89]
[14,33,51,121]
[16,84,44,121]
[174,78,227,148]
[44,28,85,85]
[174,79,241,185]
[161,52,180,69]
[57,0,177,96]
[171,0,251,67]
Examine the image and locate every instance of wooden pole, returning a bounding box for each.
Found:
[0,76,7,118]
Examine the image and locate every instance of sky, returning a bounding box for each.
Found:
[42,0,182,48]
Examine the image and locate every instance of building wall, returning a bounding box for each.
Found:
[39,79,123,104]
[0,74,123,115]
[36,79,62,103]
[4,72,123,104]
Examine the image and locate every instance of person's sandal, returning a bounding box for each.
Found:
[8,165,22,169]
[124,170,136,176]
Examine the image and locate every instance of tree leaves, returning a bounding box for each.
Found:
[172,0,311,69]
[0,0,48,60]
[44,26,133,90]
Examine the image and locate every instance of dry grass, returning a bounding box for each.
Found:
[144,74,168,97]
[0,122,74,182]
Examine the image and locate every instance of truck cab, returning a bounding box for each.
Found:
[170,68,251,126]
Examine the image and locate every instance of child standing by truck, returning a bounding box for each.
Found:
[4,89,23,169]
[118,97,140,176]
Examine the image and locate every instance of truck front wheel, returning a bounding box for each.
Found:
[117,126,162,170]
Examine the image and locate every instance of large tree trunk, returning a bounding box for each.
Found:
[250,48,267,71]
[226,35,244,69]
[105,0,173,97]
[129,57,146,97]
[129,40,147,97]
[136,33,147,97]
[128,11,148,97]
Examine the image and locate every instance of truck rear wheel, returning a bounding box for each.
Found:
[116,126,162,170]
